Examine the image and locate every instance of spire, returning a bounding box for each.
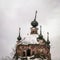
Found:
[47,32,49,40]
[47,32,50,44]
[39,25,43,39]
[34,10,37,21]
[19,28,20,37]
[17,28,22,41]
[40,25,42,35]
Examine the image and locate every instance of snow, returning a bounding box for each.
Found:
[21,34,39,45]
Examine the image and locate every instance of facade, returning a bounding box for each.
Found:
[13,11,51,60]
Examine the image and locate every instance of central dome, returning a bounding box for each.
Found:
[31,19,38,27]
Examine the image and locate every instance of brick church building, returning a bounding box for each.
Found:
[13,11,51,60]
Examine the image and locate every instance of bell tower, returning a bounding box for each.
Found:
[30,11,38,34]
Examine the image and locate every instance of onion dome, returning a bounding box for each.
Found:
[47,39,50,44]
[31,11,38,27]
[46,43,50,49]
[17,28,22,41]
[31,19,38,27]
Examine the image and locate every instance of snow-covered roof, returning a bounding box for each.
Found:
[20,34,39,45]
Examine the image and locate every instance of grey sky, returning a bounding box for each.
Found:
[0,0,60,60]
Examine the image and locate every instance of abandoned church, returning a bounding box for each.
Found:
[13,11,51,60]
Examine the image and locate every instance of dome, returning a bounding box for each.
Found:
[37,34,43,40]
[31,19,38,27]
[46,40,50,44]
[17,35,22,41]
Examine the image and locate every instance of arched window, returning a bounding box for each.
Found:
[23,51,25,56]
[32,51,35,55]
[27,49,31,56]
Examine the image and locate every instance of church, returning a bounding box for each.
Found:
[13,11,51,60]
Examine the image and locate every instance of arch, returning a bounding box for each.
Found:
[32,51,35,55]
[23,51,25,56]
[26,49,31,56]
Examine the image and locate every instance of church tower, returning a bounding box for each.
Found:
[31,11,38,34]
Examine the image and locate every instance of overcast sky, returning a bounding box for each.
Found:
[0,0,60,60]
